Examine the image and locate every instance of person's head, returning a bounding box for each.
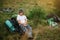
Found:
[19,9,24,16]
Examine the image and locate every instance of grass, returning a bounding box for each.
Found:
[0,12,60,40]
[0,0,60,40]
[35,27,60,40]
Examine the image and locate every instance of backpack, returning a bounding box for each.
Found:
[5,20,16,32]
[5,15,24,34]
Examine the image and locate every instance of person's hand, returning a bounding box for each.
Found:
[23,23,27,26]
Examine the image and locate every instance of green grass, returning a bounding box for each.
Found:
[0,13,10,40]
[0,0,60,40]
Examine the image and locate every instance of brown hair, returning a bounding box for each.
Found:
[19,9,24,14]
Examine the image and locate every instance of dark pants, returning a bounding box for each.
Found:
[19,24,32,37]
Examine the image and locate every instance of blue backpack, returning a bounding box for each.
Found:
[5,20,16,32]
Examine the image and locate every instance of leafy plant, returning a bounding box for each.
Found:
[28,6,46,26]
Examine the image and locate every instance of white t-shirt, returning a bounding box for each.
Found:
[17,15,27,24]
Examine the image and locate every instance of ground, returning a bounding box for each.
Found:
[0,0,60,40]
[3,25,60,40]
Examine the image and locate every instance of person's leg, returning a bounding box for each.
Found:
[19,24,26,32]
[26,24,33,37]
[18,24,27,35]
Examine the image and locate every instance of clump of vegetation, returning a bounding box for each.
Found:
[28,6,46,27]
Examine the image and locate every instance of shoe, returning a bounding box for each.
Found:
[28,37,33,40]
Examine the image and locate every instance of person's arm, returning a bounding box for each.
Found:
[25,19,28,24]
[17,15,21,24]
[23,20,27,26]
[17,20,21,24]
[23,16,28,26]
